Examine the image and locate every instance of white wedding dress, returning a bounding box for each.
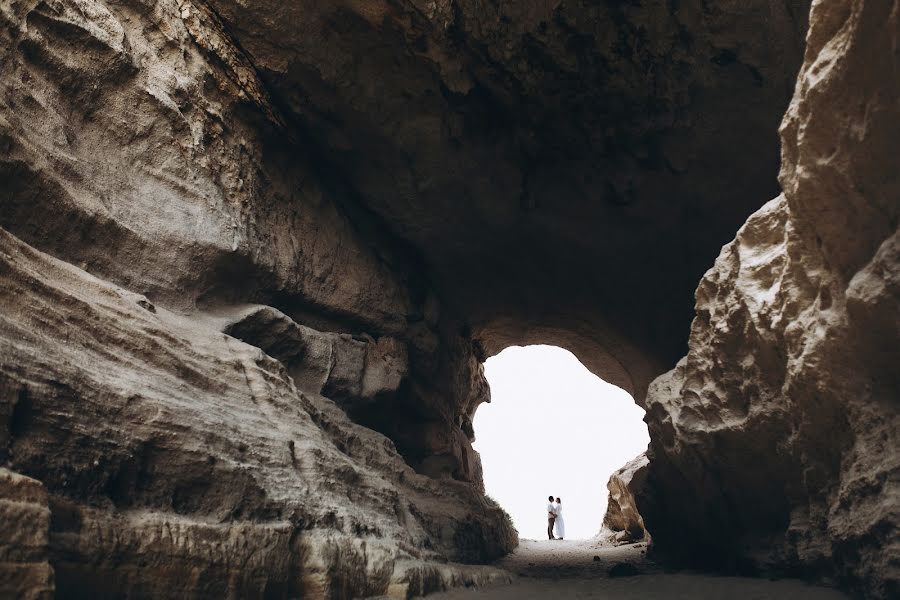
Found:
[554,504,565,539]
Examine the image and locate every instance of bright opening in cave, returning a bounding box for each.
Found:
[474,345,650,540]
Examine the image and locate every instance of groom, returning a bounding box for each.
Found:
[546,495,557,540]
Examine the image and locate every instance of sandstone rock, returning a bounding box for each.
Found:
[0,228,516,597]
[0,0,414,332]
[0,0,812,497]
[0,469,54,600]
[0,0,492,493]
[0,0,894,597]
[637,2,900,597]
[220,305,376,403]
[195,0,812,401]
[386,560,512,599]
[363,337,410,399]
[603,453,649,542]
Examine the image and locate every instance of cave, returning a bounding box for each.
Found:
[0,0,897,599]
[475,344,650,541]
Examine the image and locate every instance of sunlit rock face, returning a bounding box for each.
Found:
[637,2,899,597]
[2,0,894,598]
[0,0,512,595]
[602,452,649,544]
[0,229,516,596]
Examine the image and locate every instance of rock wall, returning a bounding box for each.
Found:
[0,0,514,596]
[0,469,54,599]
[0,0,500,481]
[602,453,648,544]
[637,1,899,597]
[2,0,895,598]
[192,0,812,400]
[0,225,515,596]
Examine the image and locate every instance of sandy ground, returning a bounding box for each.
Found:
[428,539,851,599]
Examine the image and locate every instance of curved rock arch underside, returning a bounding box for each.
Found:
[0,0,896,598]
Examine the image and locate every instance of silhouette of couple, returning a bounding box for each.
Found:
[546,496,565,540]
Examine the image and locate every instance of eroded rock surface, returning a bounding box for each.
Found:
[0,0,491,487]
[0,0,894,598]
[218,305,410,410]
[0,469,54,600]
[637,2,899,597]
[602,453,648,543]
[1,4,513,593]
[0,228,515,596]
[195,0,811,400]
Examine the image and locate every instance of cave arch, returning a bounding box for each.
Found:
[476,318,665,407]
[3,0,895,597]
[474,344,650,540]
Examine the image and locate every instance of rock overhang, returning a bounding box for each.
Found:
[196,0,811,399]
[3,0,896,597]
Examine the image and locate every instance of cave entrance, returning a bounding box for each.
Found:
[474,345,649,540]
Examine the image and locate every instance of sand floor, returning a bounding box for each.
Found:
[429,539,851,599]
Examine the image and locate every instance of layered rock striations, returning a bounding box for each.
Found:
[194,0,811,400]
[1,0,523,490]
[1,0,513,595]
[637,1,899,597]
[1,0,895,598]
[0,469,54,599]
[0,227,515,596]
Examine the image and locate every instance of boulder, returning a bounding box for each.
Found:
[603,453,649,542]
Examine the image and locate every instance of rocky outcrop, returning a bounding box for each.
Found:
[0,0,413,329]
[0,227,515,596]
[218,305,410,409]
[192,0,812,401]
[1,0,895,598]
[637,1,899,597]
[602,453,649,543]
[0,0,490,484]
[0,1,514,593]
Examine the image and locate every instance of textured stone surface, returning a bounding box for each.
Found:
[218,305,410,411]
[0,227,515,597]
[195,0,811,401]
[0,0,895,598]
[0,0,810,480]
[602,453,648,543]
[0,0,491,490]
[637,2,899,597]
[0,469,54,600]
[0,0,413,331]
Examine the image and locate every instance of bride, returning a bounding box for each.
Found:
[554,497,565,540]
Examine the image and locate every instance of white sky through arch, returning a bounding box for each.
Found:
[474,345,650,540]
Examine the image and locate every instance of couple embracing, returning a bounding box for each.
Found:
[546,496,565,540]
